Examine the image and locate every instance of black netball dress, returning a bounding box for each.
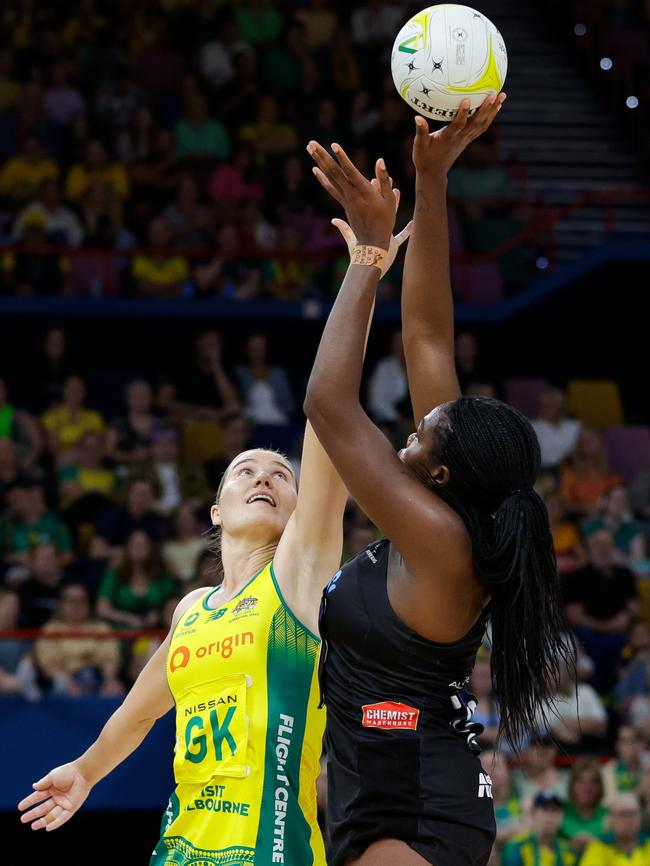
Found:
[319,538,496,866]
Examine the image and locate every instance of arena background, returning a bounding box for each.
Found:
[1,0,649,863]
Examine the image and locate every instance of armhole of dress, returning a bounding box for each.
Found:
[269,561,321,644]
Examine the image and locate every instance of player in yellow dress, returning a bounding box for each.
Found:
[17,193,410,865]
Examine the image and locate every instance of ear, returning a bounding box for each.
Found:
[432,465,450,487]
[210,503,221,527]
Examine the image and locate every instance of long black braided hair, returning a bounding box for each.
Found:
[430,396,573,750]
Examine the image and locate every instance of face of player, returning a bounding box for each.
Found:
[212,450,297,547]
[398,404,451,489]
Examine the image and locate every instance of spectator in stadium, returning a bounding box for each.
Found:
[174,93,229,161]
[447,136,515,227]
[142,425,210,516]
[237,333,295,424]
[11,179,84,247]
[581,793,650,865]
[367,329,409,426]
[91,476,164,561]
[0,376,42,470]
[480,750,526,851]
[64,138,129,202]
[57,432,117,544]
[503,792,576,866]
[1,209,71,296]
[28,327,75,413]
[531,388,582,471]
[18,543,68,628]
[328,25,361,94]
[129,128,179,213]
[583,486,646,565]
[638,767,650,831]
[2,479,73,569]
[546,491,587,574]
[513,735,568,809]
[115,104,156,166]
[207,144,263,204]
[162,175,213,250]
[197,18,253,91]
[564,527,640,691]
[628,465,650,522]
[34,583,123,697]
[537,658,608,754]
[470,657,501,747]
[0,439,22,512]
[96,529,177,629]
[239,95,298,161]
[560,758,608,852]
[350,0,403,47]
[261,223,314,299]
[294,0,337,51]
[204,412,252,489]
[454,331,493,394]
[78,180,125,248]
[235,0,284,45]
[106,379,158,466]
[43,62,85,128]
[132,216,190,297]
[0,135,59,202]
[42,374,106,466]
[162,504,208,584]
[602,726,647,804]
[561,428,621,515]
[613,621,650,719]
[0,588,32,697]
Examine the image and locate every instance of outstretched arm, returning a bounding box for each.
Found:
[402,95,505,423]
[17,587,209,832]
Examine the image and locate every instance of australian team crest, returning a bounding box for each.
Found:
[232,596,258,615]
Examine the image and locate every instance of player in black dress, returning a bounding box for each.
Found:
[305,96,572,866]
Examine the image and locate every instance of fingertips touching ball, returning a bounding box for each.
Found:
[391,4,508,122]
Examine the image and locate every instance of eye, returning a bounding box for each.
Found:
[238,467,253,476]
[274,471,288,481]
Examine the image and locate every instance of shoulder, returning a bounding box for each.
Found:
[171,586,212,629]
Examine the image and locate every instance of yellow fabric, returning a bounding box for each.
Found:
[64,163,129,200]
[158,563,326,865]
[34,619,120,675]
[42,406,106,450]
[181,420,224,463]
[567,379,624,429]
[581,838,650,866]
[0,157,59,199]
[132,255,189,287]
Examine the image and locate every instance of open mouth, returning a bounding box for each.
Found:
[246,493,276,507]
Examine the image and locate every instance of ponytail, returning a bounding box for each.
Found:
[433,397,574,751]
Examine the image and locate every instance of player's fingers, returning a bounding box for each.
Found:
[311,166,345,204]
[414,115,429,138]
[395,220,413,246]
[45,808,73,832]
[331,218,356,248]
[394,188,401,211]
[375,158,392,198]
[33,804,63,832]
[306,141,347,193]
[331,143,367,187]
[20,798,54,824]
[18,788,52,811]
[32,773,54,791]
[50,788,76,812]
[451,99,471,132]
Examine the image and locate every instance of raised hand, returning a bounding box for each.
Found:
[413,93,506,177]
[306,141,398,250]
[18,762,92,832]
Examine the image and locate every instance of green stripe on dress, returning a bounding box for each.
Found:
[255,604,319,864]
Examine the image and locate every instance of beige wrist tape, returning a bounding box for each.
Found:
[350,244,388,273]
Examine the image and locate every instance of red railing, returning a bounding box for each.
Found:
[0,628,167,640]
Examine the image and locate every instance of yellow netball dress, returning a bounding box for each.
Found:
[151,562,326,866]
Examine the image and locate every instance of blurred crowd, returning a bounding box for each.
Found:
[0,323,649,862]
[0,0,535,302]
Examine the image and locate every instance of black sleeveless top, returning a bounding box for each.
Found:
[319,538,495,866]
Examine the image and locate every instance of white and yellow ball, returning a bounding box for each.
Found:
[391,4,508,122]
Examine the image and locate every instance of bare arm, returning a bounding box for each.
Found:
[18,586,210,832]
[402,96,505,423]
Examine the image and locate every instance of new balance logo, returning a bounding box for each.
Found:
[478,772,493,799]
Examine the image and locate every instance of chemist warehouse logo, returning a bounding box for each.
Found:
[362,700,420,731]
[169,632,254,672]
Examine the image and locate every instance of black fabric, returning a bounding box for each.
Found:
[562,564,638,620]
[320,538,496,866]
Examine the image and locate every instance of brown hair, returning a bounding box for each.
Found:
[568,757,604,807]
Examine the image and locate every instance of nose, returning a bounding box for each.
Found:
[254,471,272,487]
